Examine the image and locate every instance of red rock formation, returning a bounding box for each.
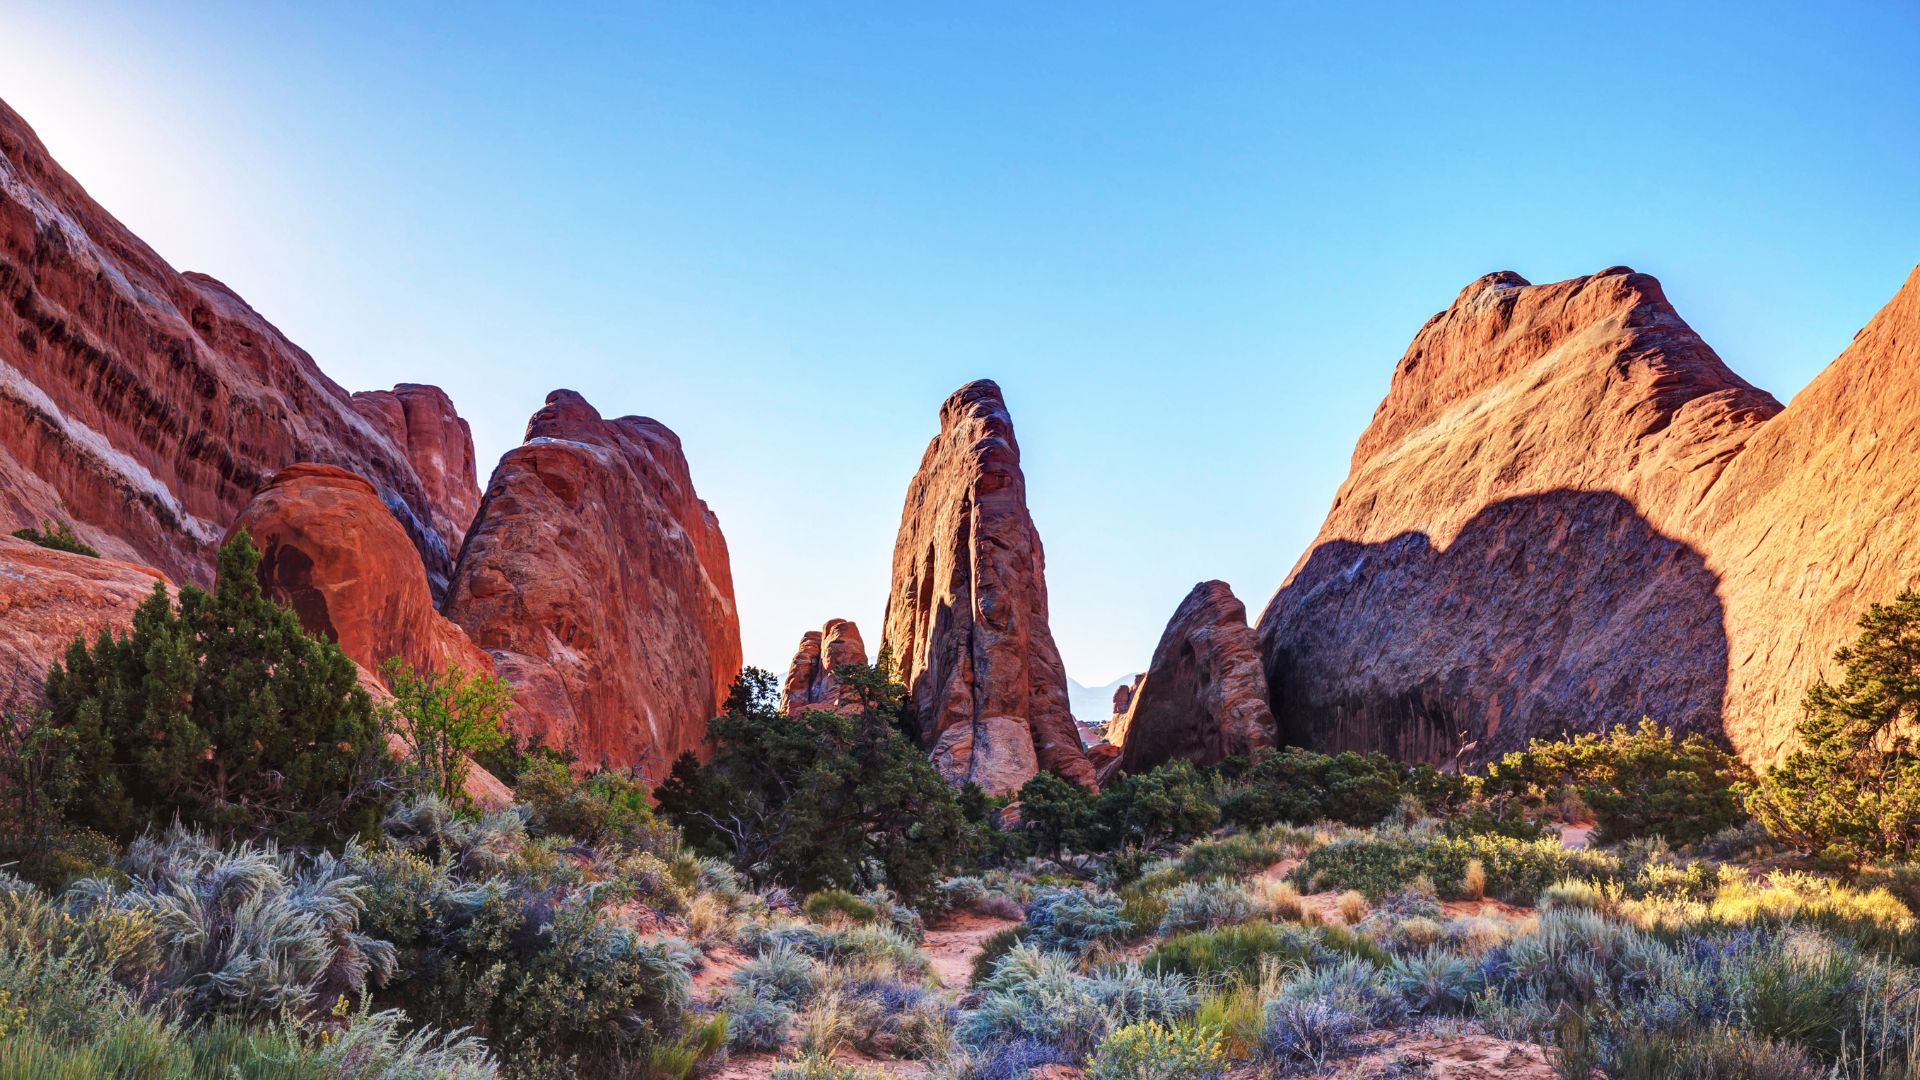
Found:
[442,390,741,779]
[1111,675,1144,725]
[1109,581,1275,777]
[780,619,868,714]
[1259,263,1920,767]
[351,384,481,579]
[1691,264,1920,761]
[0,535,170,710]
[880,380,1094,793]
[226,463,492,684]
[0,97,457,588]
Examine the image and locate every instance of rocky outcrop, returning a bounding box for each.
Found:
[880,379,1094,793]
[1258,263,1920,767]
[1109,581,1275,777]
[442,390,741,779]
[0,535,171,711]
[0,97,458,589]
[1111,675,1144,725]
[780,619,868,714]
[226,463,492,684]
[1690,263,1920,761]
[351,384,480,586]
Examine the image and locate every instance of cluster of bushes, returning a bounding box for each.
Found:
[657,664,985,905]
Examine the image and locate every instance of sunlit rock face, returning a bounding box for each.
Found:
[880,379,1095,794]
[0,97,459,590]
[781,619,868,715]
[350,384,482,587]
[0,534,171,711]
[1257,267,1781,767]
[1107,580,1276,778]
[442,390,742,780]
[227,463,492,686]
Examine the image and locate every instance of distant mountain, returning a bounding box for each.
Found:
[1068,673,1139,729]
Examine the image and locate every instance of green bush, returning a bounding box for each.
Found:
[1747,591,1920,867]
[657,665,979,905]
[380,657,513,803]
[10,519,98,557]
[517,758,661,848]
[1218,747,1407,829]
[805,887,880,925]
[1290,831,1617,904]
[1484,720,1749,845]
[41,533,390,844]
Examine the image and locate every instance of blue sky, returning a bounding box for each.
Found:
[4,2,1917,685]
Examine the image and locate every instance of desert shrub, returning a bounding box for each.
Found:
[1482,720,1751,845]
[1086,1019,1228,1079]
[1220,747,1408,829]
[1144,922,1354,982]
[0,707,112,885]
[969,926,1028,986]
[40,533,391,844]
[1747,591,1920,867]
[722,992,794,1051]
[1386,946,1481,1014]
[515,756,662,850]
[64,825,394,1019]
[1606,1024,1825,1080]
[11,519,97,557]
[382,794,529,875]
[408,882,694,1077]
[1290,831,1616,903]
[834,972,955,1058]
[806,888,879,925]
[936,1039,1074,1079]
[960,945,1195,1061]
[658,666,979,905]
[735,941,819,1006]
[1024,887,1134,953]
[1175,833,1287,881]
[1259,996,1365,1066]
[381,657,513,804]
[1157,880,1266,935]
[770,1053,897,1080]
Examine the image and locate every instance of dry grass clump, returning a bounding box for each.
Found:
[1335,890,1368,924]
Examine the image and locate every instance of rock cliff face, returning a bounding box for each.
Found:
[350,384,480,586]
[1258,263,1920,767]
[0,535,171,710]
[879,380,1094,793]
[1690,264,1920,761]
[780,619,868,714]
[0,97,458,588]
[226,463,492,684]
[442,390,741,779]
[1109,581,1275,777]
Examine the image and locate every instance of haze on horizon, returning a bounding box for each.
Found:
[3,2,1916,687]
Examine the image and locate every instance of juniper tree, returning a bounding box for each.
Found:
[43,532,391,843]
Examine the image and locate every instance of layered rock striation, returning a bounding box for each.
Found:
[880,380,1094,793]
[442,390,741,779]
[0,97,461,589]
[0,534,171,710]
